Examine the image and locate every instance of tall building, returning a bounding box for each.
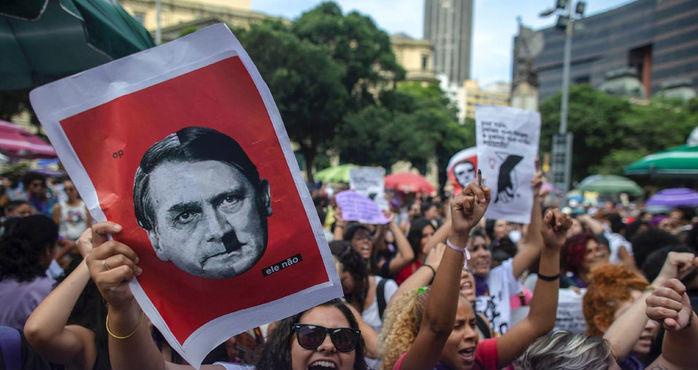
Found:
[390,33,437,83]
[512,0,698,102]
[424,0,474,86]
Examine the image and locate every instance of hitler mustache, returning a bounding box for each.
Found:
[222,229,244,252]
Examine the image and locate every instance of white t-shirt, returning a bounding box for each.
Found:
[57,200,89,240]
[475,258,522,335]
[604,231,633,264]
[362,275,398,333]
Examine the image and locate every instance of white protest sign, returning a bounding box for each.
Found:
[336,190,389,225]
[349,166,386,208]
[476,106,540,224]
[554,289,587,333]
[30,24,341,368]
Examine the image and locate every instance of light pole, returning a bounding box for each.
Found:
[155,0,162,45]
[540,0,585,194]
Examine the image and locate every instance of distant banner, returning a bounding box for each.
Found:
[476,106,540,224]
[30,24,341,368]
[446,147,478,194]
[349,166,386,209]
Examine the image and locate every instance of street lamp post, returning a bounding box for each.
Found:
[540,0,585,194]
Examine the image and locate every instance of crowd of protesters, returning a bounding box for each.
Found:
[1,168,697,370]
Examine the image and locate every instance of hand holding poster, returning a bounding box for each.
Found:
[349,166,386,208]
[336,190,389,225]
[30,24,341,368]
[476,106,540,224]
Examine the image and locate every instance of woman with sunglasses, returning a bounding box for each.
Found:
[83,221,367,370]
[257,299,367,370]
[379,180,572,370]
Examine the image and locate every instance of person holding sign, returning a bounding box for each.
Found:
[379,179,573,370]
[83,222,368,370]
[468,172,547,335]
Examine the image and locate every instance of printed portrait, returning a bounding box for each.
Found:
[133,126,272,279]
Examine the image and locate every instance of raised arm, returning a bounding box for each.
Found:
[384,217,416,274]
[84,223,165,370]
[345,303,379,359]
[512,172,545,278]
[333,206,345,241]
[399,181,490,370]
[496,209,570,366]
[645,278,698,370]
[389,243,445,307]
[23,227,100,367]
[604,252,698,360]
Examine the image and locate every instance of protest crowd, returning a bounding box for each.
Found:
[1,4,697,369]
[0,164,697,370]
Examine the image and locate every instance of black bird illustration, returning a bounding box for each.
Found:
[495,154,523,203]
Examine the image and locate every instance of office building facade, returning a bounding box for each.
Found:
[513,0,698,101]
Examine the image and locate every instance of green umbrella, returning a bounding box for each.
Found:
[1,0,154,90]
[577,175,643,196]
[315,164,356,183]
[624,145,698,178]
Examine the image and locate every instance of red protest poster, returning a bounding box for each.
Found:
[447,147,478,194]
[31,24,341,367]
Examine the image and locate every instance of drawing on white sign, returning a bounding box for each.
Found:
[476,106,540,224]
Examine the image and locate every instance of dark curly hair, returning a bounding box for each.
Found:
[407,218,432,259]
[330,240,369,313]
[0,215,58,282]
[630,228,680,269]
[256,299,367,370]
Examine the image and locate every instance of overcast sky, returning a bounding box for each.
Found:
[250,0,633,85]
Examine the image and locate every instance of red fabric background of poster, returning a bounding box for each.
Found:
[59,57,329,342]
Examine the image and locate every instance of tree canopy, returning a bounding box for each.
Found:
[540,84,698,180]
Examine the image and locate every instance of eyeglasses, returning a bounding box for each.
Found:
[292,324,360,353]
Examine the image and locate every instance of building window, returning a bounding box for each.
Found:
[421,54,429,70]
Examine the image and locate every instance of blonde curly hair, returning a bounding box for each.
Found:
[378,288,429,370]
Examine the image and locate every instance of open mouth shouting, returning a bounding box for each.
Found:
[308,359,339,370]
[458,346,476,363]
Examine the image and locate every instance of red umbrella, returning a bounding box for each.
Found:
[0,120,56,158]
[385,172,436,194]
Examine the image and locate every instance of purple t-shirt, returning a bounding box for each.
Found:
[0,276,54,330]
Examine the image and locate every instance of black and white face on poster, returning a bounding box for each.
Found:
[476,106,540,224]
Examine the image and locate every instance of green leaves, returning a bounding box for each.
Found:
[540,85,698,180]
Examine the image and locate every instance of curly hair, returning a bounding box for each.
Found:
[379,288,428,370]
[256,299,367,370]
[0,215,58,282]
[329,240,369,312]
[583,264,649,336]
[561,233,597,276]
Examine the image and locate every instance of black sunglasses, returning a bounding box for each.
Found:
[292,324,360,353]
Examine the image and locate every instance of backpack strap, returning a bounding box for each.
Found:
[377,278,388,320]
[0,326,22,370]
